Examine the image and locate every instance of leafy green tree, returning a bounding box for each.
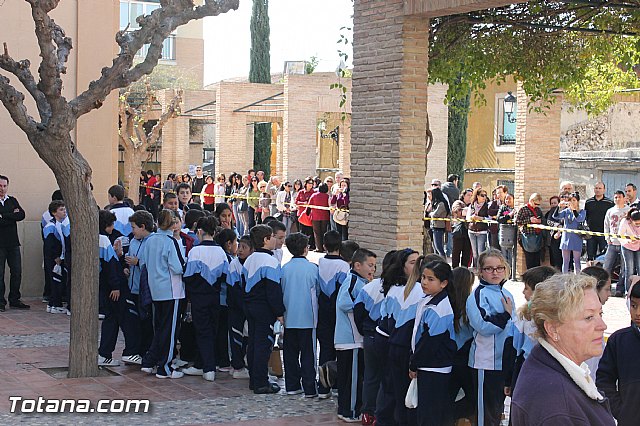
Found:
[250,0,272,176]
[447,83,471,182]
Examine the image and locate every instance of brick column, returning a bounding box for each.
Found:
[514,82,562,275]
[350,0,429,255]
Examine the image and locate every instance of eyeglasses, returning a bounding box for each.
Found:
[482,266,506,273]
[286,185,292,187]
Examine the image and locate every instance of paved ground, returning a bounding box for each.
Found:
[0,251,630,423]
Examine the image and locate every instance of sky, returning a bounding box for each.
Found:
[202,0,354,85]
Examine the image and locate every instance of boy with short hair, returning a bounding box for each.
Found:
[163,193,180,216]
[317,230,351,398]
[184,209,206,245]
[281,232,319,397]
[43,200,71,314]
[596,283,640,426]
[107,184,135,238]
[268,220,286,264]
[175,183,192,211]
[340,240,360,265]
[97,210,141,367]
[335,248,377,422]
[242,225,285,394]
[227,235,253,379]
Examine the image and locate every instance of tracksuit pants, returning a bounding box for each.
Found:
[190,291,219,373]
[449,364,475,423]
[142,298,183,376]
[215,305,231,368]
[283,328,317,395]
[227,286,247,370]
[98,289,140,359]
[362,334,385,417]
[245,304,276,390]
[472,368,506,426]
[375,334,396,426]
[317,302,337,396]
[336,348,364,419]
[388,344,417,426]
[417,370,451,426]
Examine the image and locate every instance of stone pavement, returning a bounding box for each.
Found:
[0,255,631,423]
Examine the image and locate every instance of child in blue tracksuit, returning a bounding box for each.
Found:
[379,249,422,426]
[107,184,135,239]
[214,228,238,373]
[317,230,351,398]
[124,210,154,355]
[43,200,71,314]
[281,232,320,396]
[466,249,516,426]
[409,260,456,426]
[183,216,229,382]
[242,225,284,394]
[140,209,186,379]
[227,235,253,379]
[354,250,398,424]
[335,248,377,422]
[97,228,141,367]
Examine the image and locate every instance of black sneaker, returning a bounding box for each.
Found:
[318,360,337,389]
[0,305,5,312]
[9,301,30,309]
[254,382,280,394]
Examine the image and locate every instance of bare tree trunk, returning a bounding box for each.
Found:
[123,146,147,198]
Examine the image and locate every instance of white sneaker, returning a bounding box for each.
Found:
[98,314,105,320]
[171,358,188,369]
[141,367,157,374]
[341,415,361,423]
[203,371,216,381]
[217,366,233,373]
[286,389,304,395]
[121,354,142,365]
[182,366,203,376]
[46,305,51,313]
[156,370,184,379]
[98,355,121,367]
[66,309,71,316]
[232,368,250,379]
[318,392,331,399]
[50,307,68,314]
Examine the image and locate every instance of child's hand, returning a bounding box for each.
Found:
[502,296,514,316]
[113,239,123,257]
[277,316,284,326]
[123,268,130,277]
[54,257,62,265]
[125,255,138,266]
[109,290,120,301]
[408,370,417,379]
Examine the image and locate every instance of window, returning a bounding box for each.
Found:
[497,94,517,145]
[119,1,175,62]
[497,180,515,195]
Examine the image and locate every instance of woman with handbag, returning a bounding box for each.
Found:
[308,183,331,253]
[466,188,490,268]
[451,190,472,268]
[330,179,350,241]
[552,192,586,274]
[430,187,451,257]
[516,193,545,270]
[275,182,295,236]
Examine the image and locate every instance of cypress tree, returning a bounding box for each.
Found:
[447,84,471,184]
[250,0,272,176]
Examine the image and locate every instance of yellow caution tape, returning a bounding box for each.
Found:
[423,217,507,224]
[527,224,640,241]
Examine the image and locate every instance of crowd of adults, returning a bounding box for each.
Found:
[425,175,640,296]
[139,167,351,247]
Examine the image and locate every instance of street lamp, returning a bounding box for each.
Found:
[504,91,517,123]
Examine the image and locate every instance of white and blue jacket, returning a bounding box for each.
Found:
[140,229,185,301]
[353,278,385,337]
[380,282,424,348]
[410,291,456,372]
[127,234,150,295]
[512,315,536,360]
[99,235,125,291]
[317,255,350,328]
[281,256,319,329]
[335,271,368,350]
[43,217,71,262]
[183,240,229,299]
[241,249,284,317]
[109,202,134,238]
[466,279,516,370]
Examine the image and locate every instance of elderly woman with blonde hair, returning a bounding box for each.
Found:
[511,274,615,425]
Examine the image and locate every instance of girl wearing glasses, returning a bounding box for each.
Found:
[466,188,490,268]
[465,249,515,426]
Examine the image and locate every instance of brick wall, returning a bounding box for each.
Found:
[351,0,430,256]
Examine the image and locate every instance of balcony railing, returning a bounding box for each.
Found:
[134,34,176,62]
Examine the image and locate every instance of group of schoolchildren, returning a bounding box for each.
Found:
[39,183,640,426]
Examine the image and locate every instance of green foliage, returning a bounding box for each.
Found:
[447,84,471,183]
[305,56,319,74]
[428,1,640,114]
[249,0,271,84]
[250,0,272,174]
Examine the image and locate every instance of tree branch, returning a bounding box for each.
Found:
[0,74,38,135]
[0,42,51,121]
[148,89,182,145]
[70,0,239,119]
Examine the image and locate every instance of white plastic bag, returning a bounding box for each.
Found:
[405,377,418,409]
